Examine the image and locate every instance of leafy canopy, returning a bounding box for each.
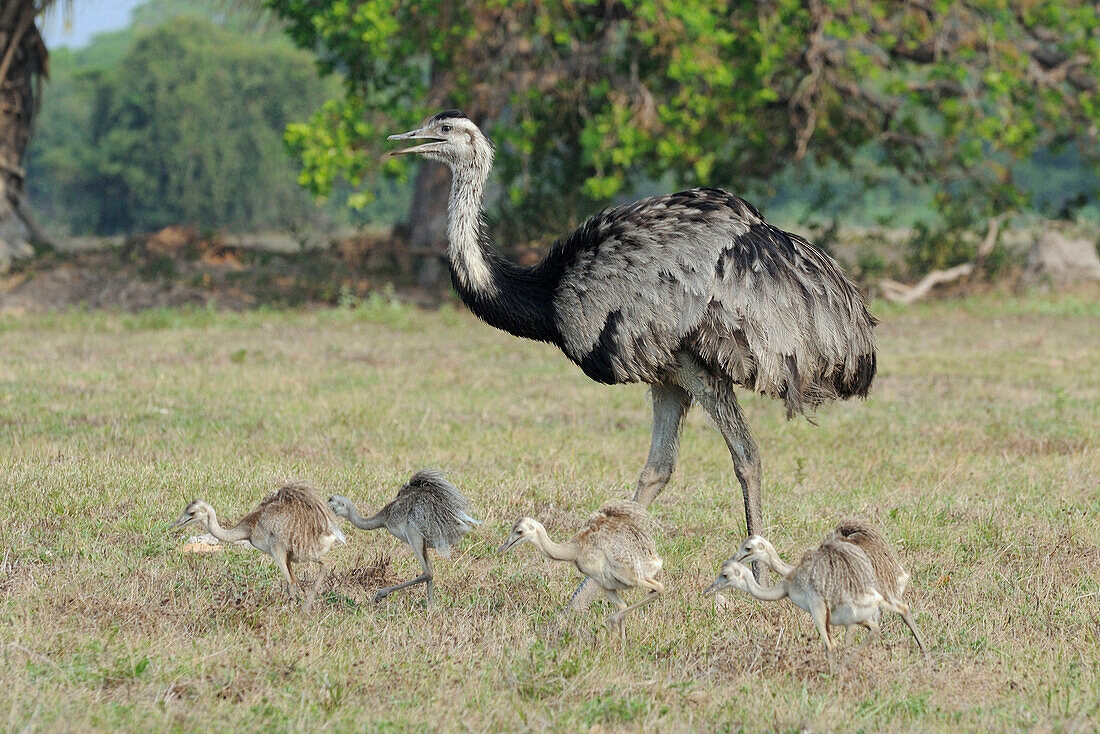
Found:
[27,13,340,234]
[267,0,1100,239]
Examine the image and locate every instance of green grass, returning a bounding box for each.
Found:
[2,291,1098,732]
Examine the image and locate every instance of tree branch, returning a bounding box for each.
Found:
[880,263,975,304]
[0,2,36,91]
[976,213,1007,260]
[881,213,1009,304]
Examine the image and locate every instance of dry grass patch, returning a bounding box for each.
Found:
[1,291,1098,731]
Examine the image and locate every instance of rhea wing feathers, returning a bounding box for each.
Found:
[548,188,876,416]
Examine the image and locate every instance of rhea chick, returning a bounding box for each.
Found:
[707,538,883,669]
[499,500,664,633]
[169,482,346,610]
[826,519,929,657]
[734,520,929,658]
[328,469,479,606]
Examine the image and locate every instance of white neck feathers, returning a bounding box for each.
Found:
[446,156,497,295]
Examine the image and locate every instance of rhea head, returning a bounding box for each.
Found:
[498,517,540,553]
[387,110,494,172]
[732,535,772,566]
[703,559,752,595]
[169,499,215,531]
[327,495,355,519]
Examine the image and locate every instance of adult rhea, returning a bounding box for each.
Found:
[388,111,877,603]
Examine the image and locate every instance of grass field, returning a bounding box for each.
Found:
[2,291,1098,732]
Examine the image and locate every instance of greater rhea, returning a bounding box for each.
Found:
[734,520,929,657]
[706,538,883,668]
[169,482,345,610]
[388,111,877,605]
[499,500,664,633]
[328,469,479,605]
[827,519,929,657]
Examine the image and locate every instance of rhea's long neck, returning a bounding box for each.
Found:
[740,574,790,602]
[530,523,580,563]
[345,505,386,531]
[767,546,796,577]
[446,161,560,345]
[203,511,251,544]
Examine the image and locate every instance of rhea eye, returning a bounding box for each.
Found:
[441,124,452,133]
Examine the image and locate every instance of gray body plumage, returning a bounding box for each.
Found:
[565,499,664,592]
[239,482,347,561]
[552,189,876,416]
[787,538,880,616]
[826,518,929,656]
[328,469,479,605]
[826,518,909,602]
[372,468,480,555]
[388,111,877,604]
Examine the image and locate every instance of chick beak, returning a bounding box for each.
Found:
[703,578,728,595]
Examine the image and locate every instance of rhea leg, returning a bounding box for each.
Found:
[303,559,328,611]
[273,545,298,600]
[633,383,693,506]
[374,534,434,605]
[901,609,930,660]
[674,356,763,539]
[841,619,881,668]
[607,580,664,630]
[807,597,835,671]
[603,589,628,611]
[882,599,930,659]
[570,383,691,611]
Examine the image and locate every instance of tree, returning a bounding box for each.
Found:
[0,0,59,271]
[26,14,341,235]
[268,0,1100,279]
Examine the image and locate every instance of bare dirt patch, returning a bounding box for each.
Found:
[0,228,407,313]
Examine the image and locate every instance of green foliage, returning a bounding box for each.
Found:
[905,220,976,274]
[129,0,274,34]
[267,0,1100,245]
[26,12,342,235]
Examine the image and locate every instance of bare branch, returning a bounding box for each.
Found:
[880,263,975,304]
[976,213,1008,260]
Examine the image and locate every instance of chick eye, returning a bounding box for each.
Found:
[441,124,452,133]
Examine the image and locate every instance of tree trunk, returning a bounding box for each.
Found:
[404,161,451,291]
[0,1,49,272]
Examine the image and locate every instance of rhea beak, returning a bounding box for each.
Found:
[387,128,445,156]
[732,551,750,565]
[498,535,520,553]
[703,578,728,595]
[169,513,192,531]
